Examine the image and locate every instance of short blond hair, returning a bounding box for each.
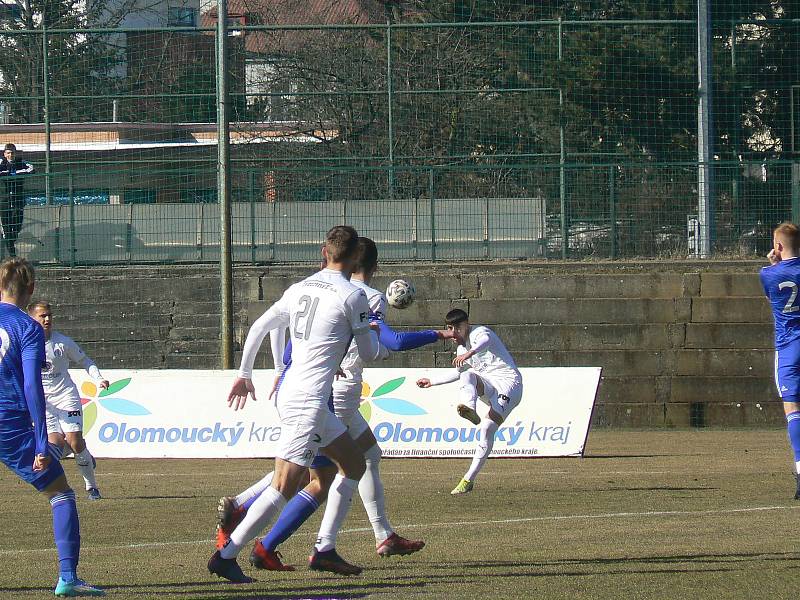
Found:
[27,300,51,314]
[0,258,34,299]
[774,222,800,253]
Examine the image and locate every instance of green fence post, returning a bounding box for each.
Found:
[125,204,133,264]
[428,166,436,261]
[609,165,617,259]
[68,174,75,268]
[792,162,800,224]
[41,24,52,206]
[386,9,395,200]
[249,170,256,264]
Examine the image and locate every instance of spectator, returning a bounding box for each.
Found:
[0,143,34,257]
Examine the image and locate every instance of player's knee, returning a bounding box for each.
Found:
[66,434,86,453]
[459,370,476,386]
[342,452,366,480]
[363,443,381,465]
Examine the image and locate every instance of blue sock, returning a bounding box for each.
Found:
[787,411,800,465]
[262,489,319,551]
[50,490,80,583]
[241,495,259,511]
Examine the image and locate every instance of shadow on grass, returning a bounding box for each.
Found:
[95,578,424,598]
[126,495,213,500]
[605,486,719,492]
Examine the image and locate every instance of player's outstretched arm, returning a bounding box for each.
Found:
[416,370,460,388]
[375,320,453,352]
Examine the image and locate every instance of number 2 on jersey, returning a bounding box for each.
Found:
[294,295,320,340]
[779,281,800,313]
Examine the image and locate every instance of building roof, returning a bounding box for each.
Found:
[202,0,398,55]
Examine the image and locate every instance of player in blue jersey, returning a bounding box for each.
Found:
[761,221,800,500]
[0,258,104,597]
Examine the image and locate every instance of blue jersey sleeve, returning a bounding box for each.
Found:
[376,320,439,351]
[21,323,47,456]
[283,338,292,368]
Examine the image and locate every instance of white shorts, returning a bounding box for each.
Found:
[275,399,346,467]
[46,402,84,435]
[477,376,523,421]
[332,377,371,439]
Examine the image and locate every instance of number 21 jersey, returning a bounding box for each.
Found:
[276,268,371,404]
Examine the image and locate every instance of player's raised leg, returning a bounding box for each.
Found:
[456,370,482,426]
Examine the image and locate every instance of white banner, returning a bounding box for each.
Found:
[75,368,600,459]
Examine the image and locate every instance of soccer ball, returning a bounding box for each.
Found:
[386,279,416,309]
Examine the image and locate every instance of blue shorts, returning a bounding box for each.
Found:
[310,453,334,469]
[0,410,64,491]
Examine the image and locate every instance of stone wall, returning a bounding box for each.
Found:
[34,261,781,427]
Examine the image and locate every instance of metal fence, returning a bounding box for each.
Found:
[0,3,798,263]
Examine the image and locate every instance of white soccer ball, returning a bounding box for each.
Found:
[386,279,416,309]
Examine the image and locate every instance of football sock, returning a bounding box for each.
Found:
[465,419,499,482]
[235,471,274,510]
[786,411,800,474]
[262,489,319,551]
[358,444,392,543]
[50,490,80,583]
[74,448,98,491]
[220,487,286,559]
[314,474,358,553]
[459,370,479,410]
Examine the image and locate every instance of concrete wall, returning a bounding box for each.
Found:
[34,261,781,427]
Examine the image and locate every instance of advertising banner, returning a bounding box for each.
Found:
[76,368,600,458]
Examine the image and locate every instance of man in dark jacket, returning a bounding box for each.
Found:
[0,143,34,257]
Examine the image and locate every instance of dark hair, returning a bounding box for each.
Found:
[445,308,469,326]
[353,237,378,274]
[324,225,359,263]
[4,143,15,152]
[774,222,800,253]
[0,258,35,299]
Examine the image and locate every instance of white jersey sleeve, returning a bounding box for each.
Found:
[344,288,371,335]
[238,295,291,379]
[269,327,288,373]
[63,336,103,381]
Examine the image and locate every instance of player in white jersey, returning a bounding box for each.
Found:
[320,236,460,557]
[27,301,108,500]
[417,308,523,495]
[208,225,381,583]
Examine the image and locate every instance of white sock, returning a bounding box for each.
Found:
[220,486,286,559]
[358,445,393,543]
[74,448,98,490]
[315,474,358,553]
[465,419,499,482]
[234,471,274,509]
[459,370,479,411]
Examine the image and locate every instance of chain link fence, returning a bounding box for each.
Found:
[0,2,797,263]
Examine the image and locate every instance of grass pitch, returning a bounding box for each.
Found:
[0,430,797,599]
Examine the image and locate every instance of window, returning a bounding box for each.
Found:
[168,7,197,27]
[0,3,22,22]
[245,60,299,122]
